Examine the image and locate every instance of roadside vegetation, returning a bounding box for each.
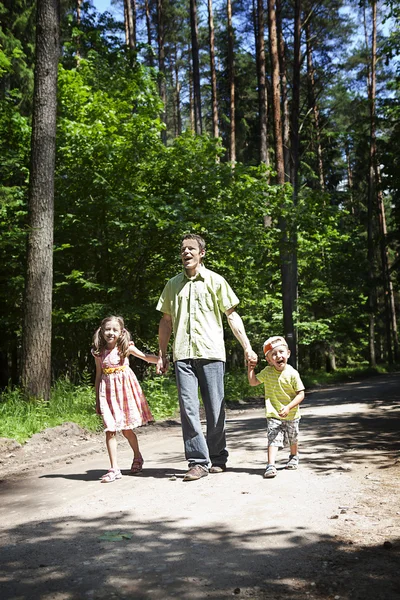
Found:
[1,364,397,444]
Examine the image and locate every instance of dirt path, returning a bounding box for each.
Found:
[0,373,399,600]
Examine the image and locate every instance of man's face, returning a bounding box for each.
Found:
[266,345,290,371]
[180,239,205,275]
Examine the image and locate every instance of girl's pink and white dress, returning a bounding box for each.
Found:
[93,346,153,432]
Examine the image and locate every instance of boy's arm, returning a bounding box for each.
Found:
[247,364,262,387]
[278,389,305,418]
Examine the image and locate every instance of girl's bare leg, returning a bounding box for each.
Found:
[122,429,141,458]
[105,431,118,470]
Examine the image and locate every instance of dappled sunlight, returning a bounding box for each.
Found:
[1,512,399,599]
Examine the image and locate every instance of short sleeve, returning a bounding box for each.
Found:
[216,276,239,313]
[292,370,305,392]
[255,366,268,384]
[156,280,172,314]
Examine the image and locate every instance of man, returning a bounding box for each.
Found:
[156,233,258,481]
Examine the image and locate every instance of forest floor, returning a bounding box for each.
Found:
[0,372,399,600]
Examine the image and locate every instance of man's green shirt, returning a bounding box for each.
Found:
[156,266,239,362]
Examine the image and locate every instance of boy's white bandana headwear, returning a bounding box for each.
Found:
[263,336,288,357]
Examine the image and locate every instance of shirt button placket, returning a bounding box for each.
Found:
[189,280,196,355]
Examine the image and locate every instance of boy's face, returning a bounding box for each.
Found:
[266,345,290,371]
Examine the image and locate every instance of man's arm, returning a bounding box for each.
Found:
[157,313,172,374]
[225,307,258,365]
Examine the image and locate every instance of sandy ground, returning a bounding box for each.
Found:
[0,372,399,600]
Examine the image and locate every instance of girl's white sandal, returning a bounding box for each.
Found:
[101,468,122,483]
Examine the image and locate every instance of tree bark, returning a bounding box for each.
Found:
[367,0,377,367]
[305,19,324,190]
[156,0,167,144]
[256,0,269,166]
[21,0,60,400]
[267,0,284,184]
[369,0,398,361]
[227,0,235,163]
[276,0,289,177]
[268,0,297,367]
[208,0,219,138]
[144,0,154,67]
[190,0,202,134]
[124,0,135,50]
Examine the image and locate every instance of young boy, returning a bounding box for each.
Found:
[248,336,305,479]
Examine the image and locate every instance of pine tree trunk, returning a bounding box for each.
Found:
[21,0,60,400]
[256,0,269,165]
[276,0,289,177]
[190,0,202,134]
[345,140,355,214]
[227,0,235,163]
[173,45,182,137]
[305,20,324,190]
[157,0,167,144]
[268,0,297,367]
[367,0,377,367]
[208,0,219,138]
[267,0,284,184]
[124,0,135,50]
[290,0,301,197]
[76,0,82,60]
[144,0,154,67]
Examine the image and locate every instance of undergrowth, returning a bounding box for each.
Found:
[0,364,397,444]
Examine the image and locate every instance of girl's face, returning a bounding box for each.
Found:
[103,319,122,348]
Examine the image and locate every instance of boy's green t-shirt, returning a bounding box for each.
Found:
[256,363,305,421]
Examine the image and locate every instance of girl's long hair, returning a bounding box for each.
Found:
[92,315,131,359]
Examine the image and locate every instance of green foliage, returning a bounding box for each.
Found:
[141,376,179,420]
[0,377,102,443]
[224,370,255,402]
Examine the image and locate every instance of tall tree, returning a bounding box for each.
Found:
[255,0,269,165]
[157,0,167,143]
[208,0,219,138]
[190,0,202,134]
[227,0,235,162]
[21,0,60,399]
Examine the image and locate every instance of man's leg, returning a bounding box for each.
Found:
[197,360,228,468]
[175,360,210,468]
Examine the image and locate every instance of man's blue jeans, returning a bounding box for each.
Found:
[175,359,228,468]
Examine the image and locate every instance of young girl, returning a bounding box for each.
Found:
[92,315,158,483]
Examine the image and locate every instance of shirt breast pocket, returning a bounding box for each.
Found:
[197,292,214,312]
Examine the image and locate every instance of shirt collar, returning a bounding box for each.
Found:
[182,264,207,282]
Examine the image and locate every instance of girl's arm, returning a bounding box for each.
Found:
[94,357,102,414]
[278,390,305,418]
[128,342,158,364]
[247,364,262,387]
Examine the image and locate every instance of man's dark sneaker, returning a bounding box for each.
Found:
[183,464,209,481]
[209,464,227,473]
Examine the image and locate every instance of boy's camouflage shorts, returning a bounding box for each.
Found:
[266,417,300,449]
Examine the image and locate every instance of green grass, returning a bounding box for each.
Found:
[0,374,180,444]
[1,363,397,444]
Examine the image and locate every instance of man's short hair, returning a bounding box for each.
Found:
[181,233,206,252]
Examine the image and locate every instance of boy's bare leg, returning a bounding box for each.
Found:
[267,445,279,465]
[290,442,298,457]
